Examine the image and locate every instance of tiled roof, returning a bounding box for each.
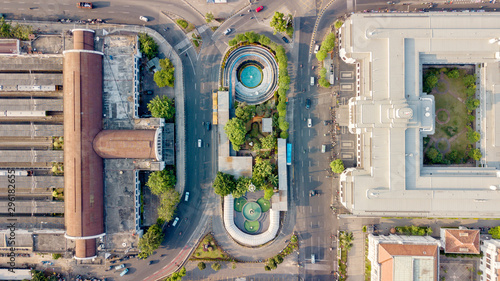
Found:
[378,243,438,281]
[443,229,480,254]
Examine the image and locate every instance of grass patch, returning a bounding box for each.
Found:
[211,26,218,31]
[257,197,271,212]
[244,220,260,233]
[234,197,246,212]
[176,19,188,29]
[437,81,447,92]
[192,33,201,48]
[364,237,371,281]
[186,23,195,33]
[191,233,232,261]
[437,140,448,151]
[436,110,448,123]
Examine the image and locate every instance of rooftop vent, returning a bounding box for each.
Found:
[459,248,469,252]
[459,232,469,237]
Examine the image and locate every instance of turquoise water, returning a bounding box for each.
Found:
[240,65,262,88]
[242,202,262,221]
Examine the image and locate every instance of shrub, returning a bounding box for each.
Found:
[52,253,62,259]
[205,12,214,23]
[426,147,443,164]
[425,74,438,91]
[466,97,480,111]
[211,262,221,271]
[334,20,344,29]
[469,148,482,160]
[330,159,344,173]
[176,19,188,29]
[466,127,480,143]
[198,262,206,270]
[264,188,274,200]
[447,69,460,79]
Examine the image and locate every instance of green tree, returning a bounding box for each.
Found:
[426,147,443,164]
[319,77,331,88]
[138,33,159,59]
[138,224,164,258]
[165,267,187,281]
[339,232,354,251]
[446,150,460,164]
[465,86,476,97]
[264,187,274,200]
[270,12,289,35]
[244,31,259,43]
[260,134,276,150]
[235,102,253,122]
[268,174,278,187]
[466,97,480,111]
[463,74,476,88]
[147,95,175,120]
[157,188,180,222]
[228,38,238,46]
[198,262,206,270]
[316,49,328,61]
[321,32,335,52]
[224,118,247,151]
[0,17,12,38]
[330,159,344,173]
[259,34,271,46]
[153,58,175,88]
[334,20,344,29]
[235,33,247,43]
[146,169,177,196]
[319,67,327,78]
[253,157,274,182]
[205,12,214,23]
[489,226,500,239]
[447,69,460,79]
[467,127,480,143]
[425,74,438,91]
[213,172,236,197]
[234,176,251,198]
[212,262,221,271]
[469,148,482,161]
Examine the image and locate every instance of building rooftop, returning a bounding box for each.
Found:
[440,228,480,254]
[340,13,500,218]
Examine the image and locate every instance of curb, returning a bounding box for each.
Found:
[309,0,337,56]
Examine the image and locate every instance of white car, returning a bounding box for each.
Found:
[314,44,320,53]
[198,139,202,147]
[223,28,232,35]
[307,118,312,128]
[139,16,148,22]
[184,191,190,202]
[172,217,180,227]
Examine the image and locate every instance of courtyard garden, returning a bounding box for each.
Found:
[234,194,271,234]
[422,66,481,165]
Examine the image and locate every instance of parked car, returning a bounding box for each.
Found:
[305,99,311,109]
[139,16,148,22]
[145,90,153,95]
[120,268,129,276]
[172,217,180,227]
[314,44,320,53]
[77,2,93,9]
[282,36,289,43]
[223,28,232,35]
[198,139,202,147]
[115,264,125,270]
[256,6,264,12]
[307,118,312,128]
[206,122,211,131]
[311,254,316,264]
[184,191,190,202]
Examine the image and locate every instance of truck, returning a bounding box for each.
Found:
[77,2,93,9]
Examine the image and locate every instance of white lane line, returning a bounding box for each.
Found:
[195,84,197,90]
[310,206,312,213]
[309,161,311,167]
[309,175,312,182]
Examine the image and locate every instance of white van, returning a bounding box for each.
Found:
[311,254,316,264]
[310,77,315,86]
[139,16,148,22]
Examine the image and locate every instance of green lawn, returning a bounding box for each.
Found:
[244,220,260,233]
[234,197,246,212]
[425,69,472,164]
[191,234,231,260]
[257,197,271,212]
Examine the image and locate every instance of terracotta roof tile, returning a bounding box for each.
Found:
[378,243,438,281]
[443,229,480,254]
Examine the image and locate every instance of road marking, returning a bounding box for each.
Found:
[309,175,312,182]
[301,175,304,183]
[195,84,197,90]
[309,161,311,167]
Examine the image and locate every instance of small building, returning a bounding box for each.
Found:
[262,118,272,133]
[479,239,500,281]
[368,234,441,281]
[440,228,480,255]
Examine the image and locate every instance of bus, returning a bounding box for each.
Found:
[286,143,292,165]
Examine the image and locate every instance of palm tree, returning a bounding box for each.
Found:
[269,174,279,187]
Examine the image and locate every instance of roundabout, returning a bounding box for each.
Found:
[223,45,279,105]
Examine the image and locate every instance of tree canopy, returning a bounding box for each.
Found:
[138,224,164,258]
[165,267,186,281]
[224,118,247,151]
[234,176,251,198]
[270,12,292,35]
[466,127,480,143]
[330,159,345,174]
[469,148,482,161]
[154,58,175,88]
[489,226,500,239]
[264,188,274,200]
[316,49,327,61]
[157,188,180,222]
[139,33,159,60]
[147,95,175,120]
[213,172,236,197]
[146,169,177,196]
[260,134,276,150]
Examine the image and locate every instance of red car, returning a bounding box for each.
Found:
[256,6,264,12]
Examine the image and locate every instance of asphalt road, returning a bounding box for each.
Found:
[6,0,500,280]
